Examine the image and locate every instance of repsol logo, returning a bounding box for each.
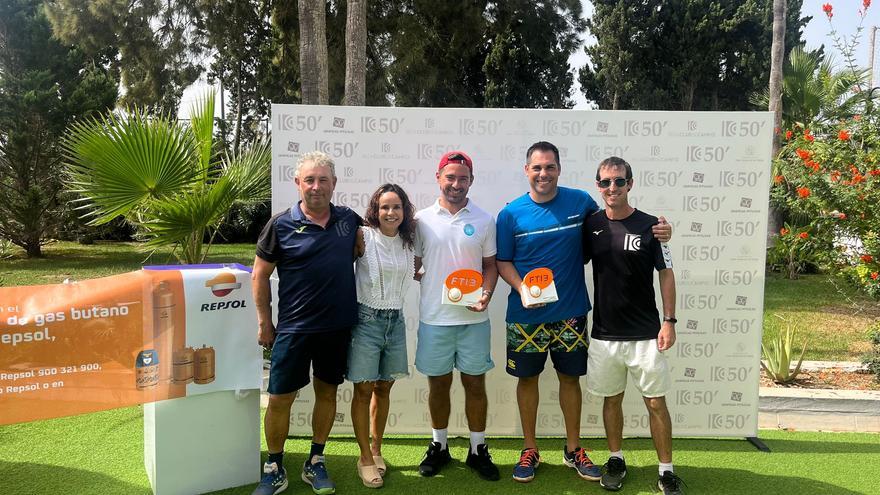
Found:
[721,120,766,137]
[682,195,725,212]
[686,145,729,162]
[360,117,404,133]
[713,270,758,286]
[623,120,668,137]
[200,300,247,311]
[459,118,501,136]
[638,170,682,187]
[542,120,587,136]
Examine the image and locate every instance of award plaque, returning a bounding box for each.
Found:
[520,267,558,307]
[442,269,484,306]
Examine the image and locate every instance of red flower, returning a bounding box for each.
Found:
[774,175,784,184]
[869,169,880,176]
[785,130,793,140]
[798,232,809,240]
[839,213,847,220]
[823,3,833,17]
[804,131,814,142]
[805,160,820,172]
[838,129,850,140]
[861,254,874,263]
[872,272,879,280]
[831,170,841,182]
[796,148,811,161]
[797,187,810,198]
[780,227,790,236]
[853,173,865,184]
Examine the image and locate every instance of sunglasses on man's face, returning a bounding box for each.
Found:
[597,177,630,188]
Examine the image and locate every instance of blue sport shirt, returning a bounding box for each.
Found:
[496,187,599,324]
[256,202,361,333]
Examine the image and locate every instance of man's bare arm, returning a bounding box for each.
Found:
[252,255,277,347]
[657,268,677,351]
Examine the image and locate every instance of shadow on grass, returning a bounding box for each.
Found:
[0,461,151,495]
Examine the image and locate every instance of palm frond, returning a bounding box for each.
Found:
[222,139,272,204]
[62,110,200,225]
[188,91,216,178]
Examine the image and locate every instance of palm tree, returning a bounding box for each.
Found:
[752,47,872,129]
[61,92,271,264]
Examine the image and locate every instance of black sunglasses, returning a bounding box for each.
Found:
[597,177,630,188]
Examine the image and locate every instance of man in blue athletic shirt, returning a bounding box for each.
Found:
[251,151,361,495]
[496,142,671,484]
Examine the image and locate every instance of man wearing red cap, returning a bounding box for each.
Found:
[412,150,500,481]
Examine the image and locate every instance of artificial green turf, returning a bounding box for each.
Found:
[1,406,878,494]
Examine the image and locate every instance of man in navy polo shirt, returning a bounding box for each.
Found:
[251,151,361,495]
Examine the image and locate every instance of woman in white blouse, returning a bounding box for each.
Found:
[348,183,416,488]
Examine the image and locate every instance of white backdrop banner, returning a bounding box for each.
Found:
[271,104,772,438]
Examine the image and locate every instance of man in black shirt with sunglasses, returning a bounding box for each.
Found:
[582,156,684,495]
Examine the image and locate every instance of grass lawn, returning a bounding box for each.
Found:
[0,241,254,287]
[763,273,880,361]
[1,405,878,495]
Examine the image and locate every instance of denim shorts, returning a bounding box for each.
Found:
[346,304,410,383]
[415,320,494,376]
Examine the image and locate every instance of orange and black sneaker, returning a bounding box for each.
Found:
[563,446,602,481]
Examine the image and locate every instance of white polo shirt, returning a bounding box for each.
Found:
[414,199,497,326]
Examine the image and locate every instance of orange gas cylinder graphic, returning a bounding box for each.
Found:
[194,345,215,384]
[152,281,176,384]
[172,347,194,384]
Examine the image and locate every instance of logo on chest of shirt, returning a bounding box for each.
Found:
[463,223,475,236]
[335,220,352,237]
[623,233,641,252]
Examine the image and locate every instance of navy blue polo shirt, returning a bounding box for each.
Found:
[256,202,361,333]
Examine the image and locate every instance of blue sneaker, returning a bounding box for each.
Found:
[563,447,602,481]
[301,455,336,494]
[252,461,288,495]
[512,448,540,482]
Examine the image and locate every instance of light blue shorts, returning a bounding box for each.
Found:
[346,304,409,383]
[415,320,494,376]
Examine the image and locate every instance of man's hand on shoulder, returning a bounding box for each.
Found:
[657,321,676,351]
[652,216,672,242]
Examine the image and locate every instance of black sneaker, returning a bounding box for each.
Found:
[599,456,627,491]
[658,471,685,495]
[418,441,451,477]
[465,444,500,481]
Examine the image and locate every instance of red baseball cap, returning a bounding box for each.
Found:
[437,150,473,172]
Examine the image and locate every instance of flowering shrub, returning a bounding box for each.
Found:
[772,112,879,294]
[769,1,879,295]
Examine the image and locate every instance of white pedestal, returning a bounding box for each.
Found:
[144,389,261,494]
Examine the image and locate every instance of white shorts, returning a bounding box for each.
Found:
[586,338,671,398]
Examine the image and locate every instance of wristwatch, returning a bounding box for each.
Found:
[663,316,677,324]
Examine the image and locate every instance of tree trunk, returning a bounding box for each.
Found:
[768,0,786,244]
[298,0,329,105]
[343,0,367,106]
